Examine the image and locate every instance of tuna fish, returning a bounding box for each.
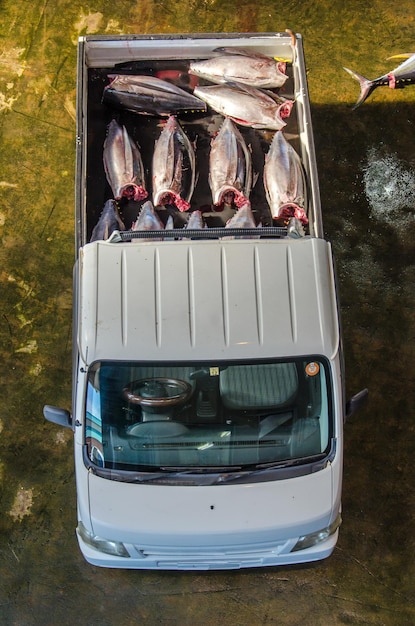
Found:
[225,202,257,228]
[287,217,305,238]
[344,52,415,109]
[152,115,196,212]
[103,75,207,116]
[209,117,252,208]
[189,47,288,89]
[263,130,308,224]
[90,199,125,242]
[103,119,147,202]
[193,83,293,130]
[186,210,205,229]
[131,201,164,231]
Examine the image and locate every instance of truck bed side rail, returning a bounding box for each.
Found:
[108,227,290,242]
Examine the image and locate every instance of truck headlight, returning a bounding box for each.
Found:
[77,522,130,558]
[291,514,342,552]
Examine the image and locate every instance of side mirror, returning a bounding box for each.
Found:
[43,404,72,428]
[345,388,368,420]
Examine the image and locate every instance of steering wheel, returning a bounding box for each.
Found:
[122,377,192,407]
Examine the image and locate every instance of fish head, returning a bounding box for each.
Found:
[279,99,294,119]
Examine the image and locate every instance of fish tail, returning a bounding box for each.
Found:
[343,67,376,109]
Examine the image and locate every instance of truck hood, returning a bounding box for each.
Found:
[88,466,334,547]
[78,237,339,364]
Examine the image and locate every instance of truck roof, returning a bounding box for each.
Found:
[78,237,339,365]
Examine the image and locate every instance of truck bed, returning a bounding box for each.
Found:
[76,32,322,249]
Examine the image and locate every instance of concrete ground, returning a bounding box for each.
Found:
[1,1,415,624]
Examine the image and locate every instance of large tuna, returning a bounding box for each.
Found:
[103,119,147,202]
[103,75,207,116]
[263,130,308,224]
[90,199,125,242]
[193,82,293,130]
[189,47,288,89]
[344,52,415,109]
[152,115,196,212]
[209,117,252,208]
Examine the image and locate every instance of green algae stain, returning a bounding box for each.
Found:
[0,1,414,624]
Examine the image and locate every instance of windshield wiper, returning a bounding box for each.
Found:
[159,465,242,473]
[255,453,326,470]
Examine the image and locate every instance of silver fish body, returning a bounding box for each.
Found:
[225,203,256,228]
[287,217,305,238]
[90,199,125,242]
[186,210,205,229]
[132,201,164,231]
[263,130,308,224]
[103,75,207,116]
[103,119,147,202]
[209,117,252,207]
[152,115,196,212]
[344,52,415,108]
[193,83,293,130]
[189,47,288,89]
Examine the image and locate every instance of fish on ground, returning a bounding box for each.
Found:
[263,130,308,224]
[193,82,293,130]
[90,199,125,241]
[189,47,288,89]
[103,119,147,202]
[344,52,415,109]
[102,75,207,116]
[152,115,196,212]
[209,117,252,208]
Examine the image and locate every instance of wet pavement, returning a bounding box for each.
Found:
[1,1,415,624]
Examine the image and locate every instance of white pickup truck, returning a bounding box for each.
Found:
[44,32,367,570]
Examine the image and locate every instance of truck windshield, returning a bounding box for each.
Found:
[85,359,333,471]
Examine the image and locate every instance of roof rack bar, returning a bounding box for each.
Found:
[108,227,289,242]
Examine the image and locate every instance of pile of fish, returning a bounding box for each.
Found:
[90,45,309,241]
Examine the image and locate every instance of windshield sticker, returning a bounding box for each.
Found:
[305,362,320,376]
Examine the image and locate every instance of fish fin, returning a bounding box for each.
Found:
[165,215,174,230]
[343,67,376,109]
[212,47,273,62]
[252,170,260,189]
[262,88,295,104]
[224,81,263,97]
[386,53,415,61]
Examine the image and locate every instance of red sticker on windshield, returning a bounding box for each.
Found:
[305,362,320,376]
